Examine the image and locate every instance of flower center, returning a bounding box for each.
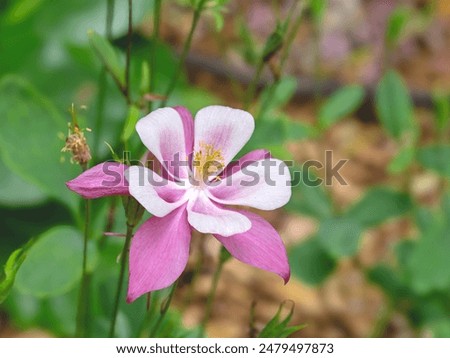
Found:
[193,141,224,183]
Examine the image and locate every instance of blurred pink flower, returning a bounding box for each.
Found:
[67,106,291,302]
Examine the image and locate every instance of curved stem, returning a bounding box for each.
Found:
[108,223,134,337]
[161,0,207,107]
[150,281,178,337]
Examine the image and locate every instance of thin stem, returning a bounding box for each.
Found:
[125,0,133,104]
[279,1,305,73]
[243,60,264,111]
[109,223,134,337]
[149,0,162,112]
[200,253,226,330]
[161,0,207,107]
[75,196,91,337]
[150,282,178,337]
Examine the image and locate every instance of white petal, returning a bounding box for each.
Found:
[136,107,190,179]
[125,166,188,217]
[186,189,251,237]
[207,158,291,210]
[194,106,254,168]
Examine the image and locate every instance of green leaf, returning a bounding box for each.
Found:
[406,210,450,294]
[433,92,450,133]
[286,167,334,220]
[385,7,410,48]
[417,144,450,179]
[0,238,36,303]
[309,0,327,24]
[88,30,125,88]
[317,218,363,258]
[122,105,141,142]
[388,145,415,174]
[366,265,409,301]
[259,77,297,116]
[15,226,96,298]
[262,22,287,62]
[375,70,415,139]
[0,76,80,212]
[0,156,47,207]
[286,120,314,141]
[289,236,336,285]
[258,301,305,338]
[345,187,412,229]
[318,85,365,130]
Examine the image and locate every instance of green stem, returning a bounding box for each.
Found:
[109,223,134,337]
[75,196,91,337]
[149,0,162,111]
[243,60,264,111]
[161,0,207,107]
[200,253,226,330]
[150,281,178,337]
[124,0,133,104]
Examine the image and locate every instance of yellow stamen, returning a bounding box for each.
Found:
[193,141,224,182]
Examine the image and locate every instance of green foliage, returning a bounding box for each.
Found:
[433,92,450,133]
[258,301,305,338]
[289,237,336,285]
[122,105,141,142]
[417,144,450,179]
[15,226,97,298]
[385,7,410,48]
[388,145,415,174]
[88,30,125,88]
[317,218,363,258]
[0,157,46,207]
[318,85,365,130]
[0,238,36,303]
[309,0,327,24]
[345,187,412,229]
[262,22,287,62]
[286,168,334,220]
[0,76,80,212]
[259,77,298,118]
[375,70,415,139]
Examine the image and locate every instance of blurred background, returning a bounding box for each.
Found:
[0,0,449,338]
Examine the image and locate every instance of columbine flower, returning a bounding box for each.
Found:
[66,105,291,302]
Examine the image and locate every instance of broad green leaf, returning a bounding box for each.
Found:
[286,121,314,141]
[88,30,125,88]
[375,70,414,139]
[345,187,412,229]
[417,144,450,178]
[0,238,36,303]
[289,236,336,285]
[0,157,46,207]
[0,76,80,212]
[433,92,450,132]
[15,226,97,298]
[385,7,410,47]
[318,85,365,130]
[366,265,410,301]
[258,301,305,338]
[317,218,363,258]
[122,105,141,142]
[407,209,450,294]
[429,320,450,338]
[286,167,334,220]
[388,145,415,174]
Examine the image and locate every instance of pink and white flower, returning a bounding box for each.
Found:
[67,105,291,302]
